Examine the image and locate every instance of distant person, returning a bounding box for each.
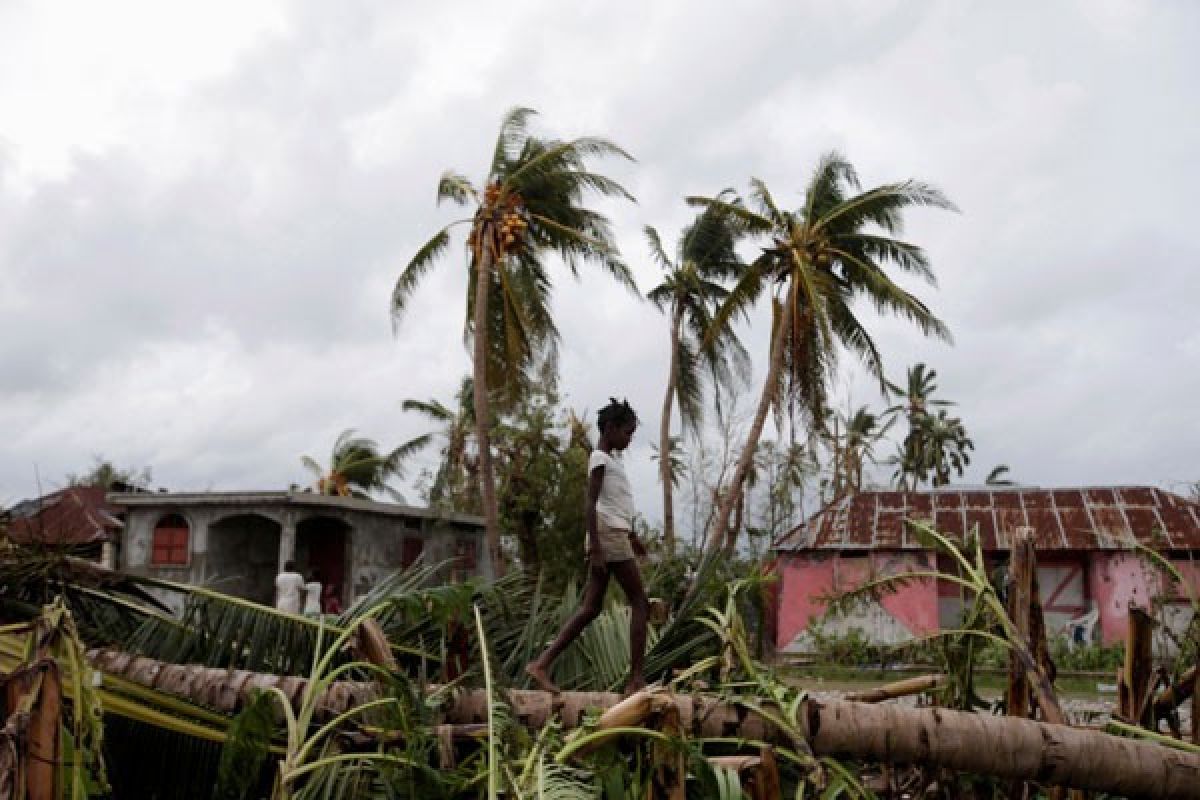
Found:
[274,560,305,614]
[526,397,649,695]
[303,569,323,617]
[321,582,342,615]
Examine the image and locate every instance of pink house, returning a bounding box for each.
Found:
[773,486,1200,653]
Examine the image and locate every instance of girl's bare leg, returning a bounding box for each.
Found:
[526,564,611,692]
[610,559,649,694]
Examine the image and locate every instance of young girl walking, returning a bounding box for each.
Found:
[526,398,650,695]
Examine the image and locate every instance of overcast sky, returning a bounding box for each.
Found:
[2,0,1198,522]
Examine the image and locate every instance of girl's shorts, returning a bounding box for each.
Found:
[586,518,635,563]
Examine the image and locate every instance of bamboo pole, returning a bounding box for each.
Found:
[844,674,944,703]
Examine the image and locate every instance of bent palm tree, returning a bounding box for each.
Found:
[645,203,749,552]
[392,107,636,575]
[692,154,955,552]
[301,428,428,502]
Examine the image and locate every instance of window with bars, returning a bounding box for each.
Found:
[151,514,190,566]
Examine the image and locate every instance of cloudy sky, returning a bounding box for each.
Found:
[2,0,1197,523]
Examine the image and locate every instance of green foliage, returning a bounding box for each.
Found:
[1048,638,1124,673]
[214,689,277,800]
[803,625,889,667]
[65,456,153,490]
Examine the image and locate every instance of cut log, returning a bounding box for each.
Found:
[844,674,944,703]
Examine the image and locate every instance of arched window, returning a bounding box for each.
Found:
[151,514,190,566]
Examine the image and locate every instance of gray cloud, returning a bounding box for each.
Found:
[2,0,1198,521]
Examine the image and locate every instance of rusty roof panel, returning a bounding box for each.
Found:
[875,511,905,547]
[1057,502,1092,548]
[1158,505,1194,546]
[934,492,963,510]
[1022,491,1053,510]
[963,491,992,509]
[1123,507,1163,546]
[993,492,1022,510]
[1088,506,1132,548]
[1052,489,1086,509]
[1118,487,1157,506]
[966,509,998,549]
[775,487,1200,552]
[934,510,965,539]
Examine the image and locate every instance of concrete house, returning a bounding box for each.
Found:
[773,485,1200,653]
[109,490,489,611]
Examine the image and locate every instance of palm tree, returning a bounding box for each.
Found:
[828,405,894,498]
[402,377,479,512]
[392,108,636,575]
[300,428,427,502]
[885,362,954,490]
[920,409,974,487]
[691,154,955,552]
[645,202,749,552]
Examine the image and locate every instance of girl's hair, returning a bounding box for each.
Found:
[597,397,638,433]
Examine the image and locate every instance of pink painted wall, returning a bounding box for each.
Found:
[776,551,937,649]
[1089,552,1160,643]
[780,549,1200,649]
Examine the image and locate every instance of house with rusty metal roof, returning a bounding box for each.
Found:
[772,485,1200,653]
[4,486,123,563]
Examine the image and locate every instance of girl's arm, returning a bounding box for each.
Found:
[586,465,605,570]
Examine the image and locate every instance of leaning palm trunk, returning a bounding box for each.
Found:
[709,283,793,553]
[472,240,504,577]
[659,306,683,553]
[80,650,1200,797]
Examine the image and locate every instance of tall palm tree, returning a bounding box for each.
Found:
[300,428,428,501]
[885,362,954,489]
[920,409,975,487]
[645,202,749,552]
[392,108,637,575]
[691,154,956,552]
[828,405,894,498]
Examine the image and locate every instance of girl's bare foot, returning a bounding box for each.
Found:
[525,661,561,693]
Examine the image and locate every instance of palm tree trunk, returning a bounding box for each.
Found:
[707,285,794,553]
[659,306,683,554]
[78,650,1200,798]
[472,241,504,577]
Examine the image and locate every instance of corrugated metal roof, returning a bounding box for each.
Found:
[5,486,123,546]
[774,486,1200,552]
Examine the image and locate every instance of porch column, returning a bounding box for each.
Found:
[279,514,296,572]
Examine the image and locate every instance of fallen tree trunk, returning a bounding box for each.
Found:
[806,697,1200,800]
[80,649,1200,797]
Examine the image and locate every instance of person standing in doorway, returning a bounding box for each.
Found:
[526,398,649,695]
[274,560,305,614]
[303,569,323,617]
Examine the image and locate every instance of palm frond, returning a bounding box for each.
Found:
[437,171,477,206]
[391,223,464,323]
